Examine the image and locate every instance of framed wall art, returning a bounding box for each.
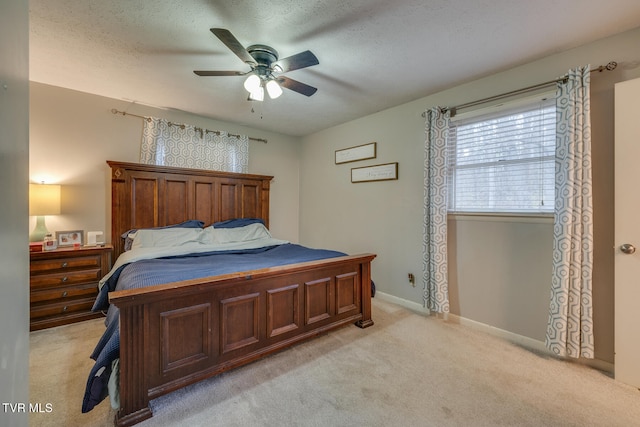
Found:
[351,162,398,183]
[335,142,377,164]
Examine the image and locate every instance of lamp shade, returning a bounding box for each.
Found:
[243,74,261,92]
[248,86,265,101]
[29,184,61,216]
[266,79,283,99]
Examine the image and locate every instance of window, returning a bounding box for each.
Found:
[447,98,555,214]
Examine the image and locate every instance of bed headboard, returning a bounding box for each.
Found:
[107,161,273,259]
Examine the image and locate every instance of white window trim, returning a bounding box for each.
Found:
[450,90,555,123]
[448,212,553,224]
[447,92,556,216]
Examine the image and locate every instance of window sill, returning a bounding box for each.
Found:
[448,212,553,224]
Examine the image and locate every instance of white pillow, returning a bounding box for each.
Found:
[199,223,272,245]
[130,227,203,249]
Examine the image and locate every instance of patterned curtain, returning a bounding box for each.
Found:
[423,107,451,313]
[545,65,594,358]
[140,117,249,173]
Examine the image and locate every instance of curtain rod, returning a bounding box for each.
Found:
[422,61,617,118]
[110,109,268,144]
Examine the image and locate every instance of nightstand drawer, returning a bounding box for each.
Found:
[30,268,102,289]
[30,297,97,320]
[31,282,99,304]
[30,254,101,273]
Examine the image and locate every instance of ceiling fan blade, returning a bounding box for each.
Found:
[277,76,318,97]
[210,28,256,65]
[194,70,246,76]
[273,50,319,73]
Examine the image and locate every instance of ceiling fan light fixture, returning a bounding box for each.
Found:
[266,79,283,99]
[243,74,261,92]
[248,86,264,101]
[194,29,319,100]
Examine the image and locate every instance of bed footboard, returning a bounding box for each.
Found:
[110,253,375,427]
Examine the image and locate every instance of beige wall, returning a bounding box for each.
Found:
[300,27,640,364]
[1,1,30,426]
[29,83,302,244]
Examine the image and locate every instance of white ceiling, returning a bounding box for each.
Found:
[29,0,640,137]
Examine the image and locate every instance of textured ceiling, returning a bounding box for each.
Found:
[30,0,640,137]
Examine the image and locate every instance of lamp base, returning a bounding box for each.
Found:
[29,216,50,242]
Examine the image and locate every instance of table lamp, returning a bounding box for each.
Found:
[29,183,61,242]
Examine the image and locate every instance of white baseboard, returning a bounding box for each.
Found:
[374,291,430,315]
[446,312,614,374]
[374,292,614,374]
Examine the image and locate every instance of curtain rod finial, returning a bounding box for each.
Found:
[593,61,617,73]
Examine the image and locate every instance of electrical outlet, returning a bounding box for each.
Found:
[408,273,415,286]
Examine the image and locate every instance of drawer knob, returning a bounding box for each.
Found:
[62,306,68,312]
[61,276,68,283]
[61,262,68,268]
[62,291,68,297]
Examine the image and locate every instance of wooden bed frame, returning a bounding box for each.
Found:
[105,161,376,426]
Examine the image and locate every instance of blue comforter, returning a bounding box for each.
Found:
[82,243,346,413]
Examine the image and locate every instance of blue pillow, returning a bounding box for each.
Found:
[213,218,265,229]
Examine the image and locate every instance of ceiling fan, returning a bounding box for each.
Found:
[194,28,319,101]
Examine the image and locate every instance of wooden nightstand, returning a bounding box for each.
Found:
[30,245,112,331]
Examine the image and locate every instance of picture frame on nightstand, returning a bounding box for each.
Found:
[56,230,83,247]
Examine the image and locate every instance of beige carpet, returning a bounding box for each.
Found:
[30,298,640,427]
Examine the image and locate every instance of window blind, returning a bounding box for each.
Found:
[447,99,555,214]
